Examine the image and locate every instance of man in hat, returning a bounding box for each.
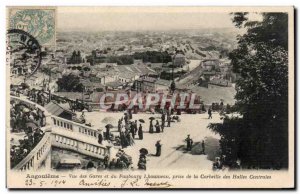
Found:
[167,115,171,127]
[185,135,193,151]
[208,108,212,119]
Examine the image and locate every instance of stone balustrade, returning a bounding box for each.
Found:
[13,128,52,171]
[10,96,110,171]
[52,133,109,159]
[51,115,101,140]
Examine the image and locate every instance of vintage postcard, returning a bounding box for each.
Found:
[6,6,295,189]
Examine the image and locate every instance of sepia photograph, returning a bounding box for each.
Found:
[5,6,295,189]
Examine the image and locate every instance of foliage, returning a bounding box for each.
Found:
[209,13,289,169]
[87,50,173,65]
[133,51,172,63]
[57,74,84,92]
[107,55,134,65]
[230,12,249,28]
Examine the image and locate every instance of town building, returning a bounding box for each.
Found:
[134,77,171,93]
[173,53,186,68]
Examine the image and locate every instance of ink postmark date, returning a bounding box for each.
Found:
[7,29,42,78]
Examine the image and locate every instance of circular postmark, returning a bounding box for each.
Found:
[9,9,55,45]
[7,29,42,78]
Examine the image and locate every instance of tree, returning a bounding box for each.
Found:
[57,74,84,92]
[209,13,289,169]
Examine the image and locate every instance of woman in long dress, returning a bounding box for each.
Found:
[138,124,143,140]
[155,141,162,156]
[155,120,161,133]
[126,131,135,146]
[149,120,154,133]
[98,133,103,144]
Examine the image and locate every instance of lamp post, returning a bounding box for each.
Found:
[171,53,177,93]
[43,67,52,103]
[48,69,51,102]
[172,53,175,81]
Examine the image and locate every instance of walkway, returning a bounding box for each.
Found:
[81,111,222,170]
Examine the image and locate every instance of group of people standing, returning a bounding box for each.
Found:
[184,135,206,154]
[27,88,48,107]
[151,109,180,157]
[116,113,144,148]
[149,110,173,134]
[10,99,46,168]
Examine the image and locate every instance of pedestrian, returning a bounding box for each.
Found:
[168,106,172,116]
[105,125,110,140]
[202,140,206,154]
[208,108,212,119]
[80,111,86,123]
[120,131,126,148]
[134,120,138,134]
[167,115,171,127]
[130,122,135,139]
[98,133,103,144]
[109,158,117,169]
[155,120,161,133]
[33,128,41,146]
[149,120,154,133]
[126,131,134,146]
[161,119,165,127]
[155,140,162,157]
[87,161,95,169]
[138,124,143,140]
[124,113,128,124]
[161,122,165,132]
[118,119,122,132]
[185,135,193,151]
[161,113,165,123]
[128,109,132,120]
[103,155,109,169]
[125,122,130,131]
[126,131,131,146]
[138,155,147,170]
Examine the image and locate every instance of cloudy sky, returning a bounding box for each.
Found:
[57,7,239,32]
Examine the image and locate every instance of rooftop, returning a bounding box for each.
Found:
[45,101,74,117]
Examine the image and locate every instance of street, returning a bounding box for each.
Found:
[80,111,222,170]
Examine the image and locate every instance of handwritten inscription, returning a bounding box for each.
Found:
[144,178,172,188]
[78,179,111,187]
[22,173,272,188]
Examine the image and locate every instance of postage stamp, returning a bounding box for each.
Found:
[8,7,56,46]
